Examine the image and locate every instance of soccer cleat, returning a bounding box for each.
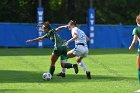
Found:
[57,72,65,77]
[86,71,91,79]
[73,64,79,74]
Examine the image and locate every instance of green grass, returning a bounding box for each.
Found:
[0,48,140,93]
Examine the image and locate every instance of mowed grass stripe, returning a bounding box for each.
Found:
[0,48,139,93]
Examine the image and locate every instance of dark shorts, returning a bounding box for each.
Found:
[53,46,67,60]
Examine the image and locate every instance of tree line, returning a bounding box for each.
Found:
[0,0,139,25]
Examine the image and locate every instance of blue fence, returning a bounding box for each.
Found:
[94,25,136,48]
[0,23,136,48]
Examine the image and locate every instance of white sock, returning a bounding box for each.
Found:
[62,68,66,73]
[79,62,88,73]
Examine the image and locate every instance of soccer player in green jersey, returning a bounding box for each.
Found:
[26,21,78,78]
[129,14,140,83]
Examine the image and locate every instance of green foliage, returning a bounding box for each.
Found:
[0,0,36,23]
[94,0,140,24]
[0,0,140,24]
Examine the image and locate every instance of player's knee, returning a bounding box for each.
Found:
[61,60,67,67]
[76,57,83,63]
[50,63,55,66]
[76,59,81,63]
[61,63,66,68]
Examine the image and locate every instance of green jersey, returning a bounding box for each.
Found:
[43,29,66,48]
[132,26,140,45]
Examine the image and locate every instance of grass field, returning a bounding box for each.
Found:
[0,48,140,93]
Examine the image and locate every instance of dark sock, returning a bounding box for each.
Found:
[49,66,55,76]
[64,63,72,68]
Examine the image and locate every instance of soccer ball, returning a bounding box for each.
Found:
[42,72,52,81]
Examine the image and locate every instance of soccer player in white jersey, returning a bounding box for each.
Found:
[57,20,91,79]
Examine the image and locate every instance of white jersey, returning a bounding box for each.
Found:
[71,27,87,46]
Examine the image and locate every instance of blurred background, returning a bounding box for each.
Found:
[0,0,140,24]
[0,0,140,48]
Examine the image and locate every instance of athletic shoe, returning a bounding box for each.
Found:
[73,64,79,74]
[86,71,91,79]
[57,72,65,77]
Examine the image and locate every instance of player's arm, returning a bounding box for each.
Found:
[129,35,138,50]
[26,31,49,43]
[26,36,45,43]
[55,25,68,32]
[86,36,90,41]
[66,33,78,45]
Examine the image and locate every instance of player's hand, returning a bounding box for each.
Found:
[65,41,69,46]
[64,25,68,28]
[129,46,132,50]
[26,40,33,43]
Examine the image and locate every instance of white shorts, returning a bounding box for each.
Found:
[70,45,88,57]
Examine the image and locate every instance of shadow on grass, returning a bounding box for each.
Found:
[0,89,47,93]
[0,70,137,83]
[0,48,136,56]
[0,48,52,56]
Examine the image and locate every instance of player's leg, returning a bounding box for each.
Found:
[137,56,140,83]
[49,47,62,76]
[75,45,91,79]
[58,45,91,78]
[49,53,59,76]
[67,50,76,58]
[76,56,88,72]
[61,50,76,72]
[75,45,89,73]
[57,46,78,77]
[60,54,78,74]
[76,56,91,79]
[60,46,77,70]
[137,47,140,83]
[57,49,76,77]
[76,56,87,72]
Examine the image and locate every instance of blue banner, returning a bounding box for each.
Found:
[88,8,95,48]
[0,23,136,48]
[37,8,44,48]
